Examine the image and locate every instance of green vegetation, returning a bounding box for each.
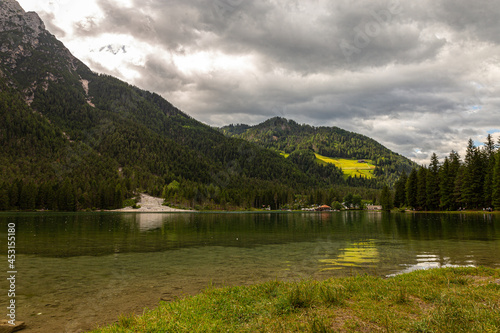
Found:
[0,6,407,211]
[0,17,392,212]
[314,154,376,179]
[221,117,417,186]
[91,267,500,332]
[394,135,500,211]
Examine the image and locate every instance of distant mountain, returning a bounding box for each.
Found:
[0,0,363,211]
[221,117,417,185]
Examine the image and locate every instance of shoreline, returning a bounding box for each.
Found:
[89,266,500,332]
[111,194,192,213]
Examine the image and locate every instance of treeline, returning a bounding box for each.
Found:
[0,178,133,211]
[162,177,379,211]
[393,136,500,211]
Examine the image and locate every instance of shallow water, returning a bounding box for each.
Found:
[0,212,499,332]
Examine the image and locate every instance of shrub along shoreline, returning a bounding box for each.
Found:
[90,267,500,332]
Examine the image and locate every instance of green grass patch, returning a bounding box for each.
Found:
[279,151,376,179]
[279,151,290,158]
[314,154,376,179]
[90,267,500,332]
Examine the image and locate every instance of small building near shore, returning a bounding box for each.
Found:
[316,205,332,211]
[366,205,382,210]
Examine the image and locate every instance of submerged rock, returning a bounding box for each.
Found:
[0,320,26,333]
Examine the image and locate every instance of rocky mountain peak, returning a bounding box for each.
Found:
[0,0,86,96]
[0,0,45,37]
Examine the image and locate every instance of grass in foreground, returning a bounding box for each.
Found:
[91,267,500,332]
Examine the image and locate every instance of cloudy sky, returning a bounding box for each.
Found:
[18,0,500,164]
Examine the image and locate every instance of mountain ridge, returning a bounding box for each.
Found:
[0,0,403,211]
[221,116,417,185]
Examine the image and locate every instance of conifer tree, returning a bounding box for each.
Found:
[462,139,485,208]
[406,168,418,209]
[394,170,408,208]
[483,134,496,208]
[448,151,461,207]
[426,153,440,210]
[417,167,428,210]
[493,150,500,210]
[380,185,393,211]
[439,157,452,210]
[454,165,465,209]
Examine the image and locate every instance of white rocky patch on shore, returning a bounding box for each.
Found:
[115,193,189,212]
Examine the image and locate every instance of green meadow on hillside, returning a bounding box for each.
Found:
[314,154,376,179]
[279,151,376,179]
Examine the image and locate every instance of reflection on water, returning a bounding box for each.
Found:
[387,252,475,277]
[0,212,498,332]
[319,241,379,270]
[137,213,166,231]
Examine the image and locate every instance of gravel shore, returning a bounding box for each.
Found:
[114,194,190,212]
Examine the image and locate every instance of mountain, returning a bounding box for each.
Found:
[221,117,417,185]
[0,0,362,211]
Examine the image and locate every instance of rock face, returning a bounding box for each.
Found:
[0,0,45,38]
[0,0,47,74]
[0,0,86,99]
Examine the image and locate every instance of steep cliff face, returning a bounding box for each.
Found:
[0,0,45,33]
[0,0,45,61]
[0,0,87,104]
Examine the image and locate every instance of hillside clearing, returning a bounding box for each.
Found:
[314,154,376,179]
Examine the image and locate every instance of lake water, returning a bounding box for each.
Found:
[1,212,499,332]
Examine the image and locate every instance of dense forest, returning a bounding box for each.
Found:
[0,4,392,211]
[392,135,500,211]
[221,117,417,186]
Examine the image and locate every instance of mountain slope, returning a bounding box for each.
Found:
[221,117,417,185]
[1,0,351,211]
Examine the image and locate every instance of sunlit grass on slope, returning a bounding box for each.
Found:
[314,154,376,179]
[279,151,376,179]
[91,267,500,332]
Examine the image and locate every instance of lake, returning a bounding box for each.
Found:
[1,212,499,332]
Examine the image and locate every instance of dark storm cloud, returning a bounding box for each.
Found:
[435,0,500,43]
[59,0,500,163]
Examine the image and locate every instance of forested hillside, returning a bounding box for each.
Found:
[221,117,417,186]
[393,135,500,211]
[0,0,384,211]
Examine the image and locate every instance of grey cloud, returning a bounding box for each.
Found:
[37,11,66,37]
[436,0,500,43]
[53,0,500,164]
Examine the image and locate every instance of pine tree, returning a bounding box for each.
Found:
[426,153,440,210]
[406,168,418,209]
[493,150,500,210]
[462,139,485,209]
[454,165,465,210]
[439,157,452,210]
[393,170,408,208]
[448,151,461,209]
[417,167,428,210]
[380,185,393,211]
[483,134,496,208]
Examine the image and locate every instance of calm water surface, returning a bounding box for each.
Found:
[0,212,499,332]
